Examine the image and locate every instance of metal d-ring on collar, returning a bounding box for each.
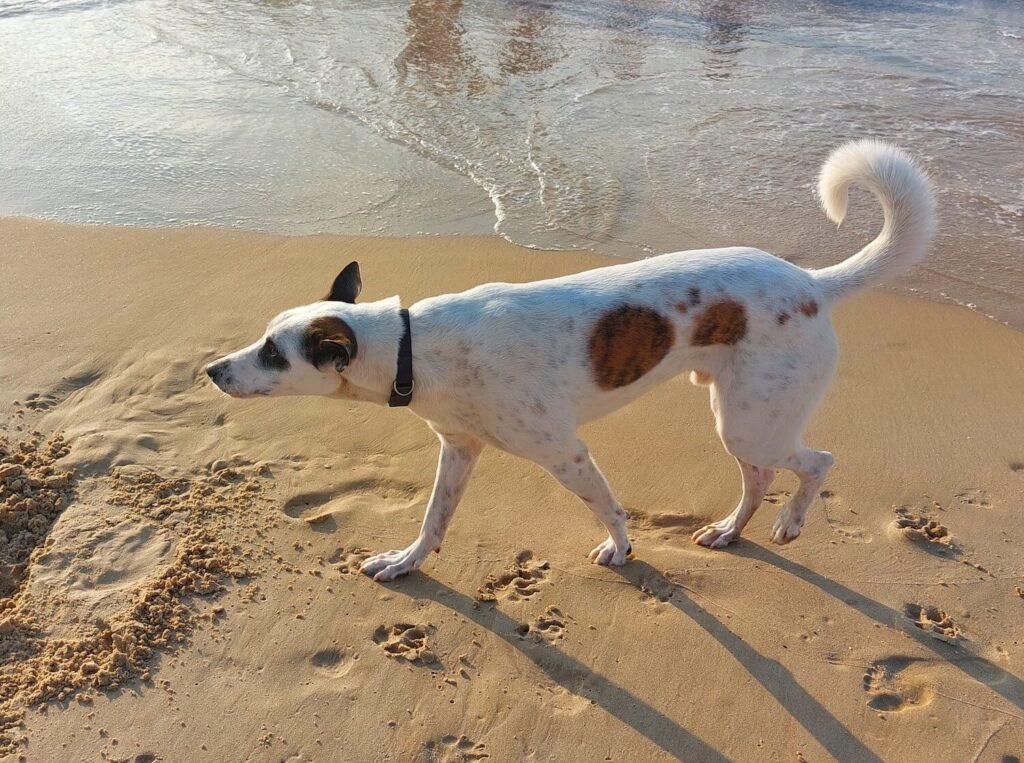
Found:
[388,308,414,407]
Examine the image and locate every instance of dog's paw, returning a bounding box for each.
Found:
[770,508,803,545]
[588,536,630,566]
[359,544,429,582]
[692,520,741,549]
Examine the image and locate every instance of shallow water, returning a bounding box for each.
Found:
[1,0,1022,325]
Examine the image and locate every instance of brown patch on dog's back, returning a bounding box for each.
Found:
[797,300,819,318]
[588,305,675,390]
[691,300,747,346]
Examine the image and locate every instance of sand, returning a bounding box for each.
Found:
[0,216,1022,762]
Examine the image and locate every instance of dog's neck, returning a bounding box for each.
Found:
[328,296,407,405]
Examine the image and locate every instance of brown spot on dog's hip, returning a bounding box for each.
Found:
[691,300,747,346]
[797,300,819,318]
[588,305,675,390]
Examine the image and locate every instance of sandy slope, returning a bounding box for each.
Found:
[1,217,1023,762]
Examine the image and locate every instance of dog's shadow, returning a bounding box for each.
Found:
[389,557,885,762]
[389,571,731,762]
[728,543,1024,710]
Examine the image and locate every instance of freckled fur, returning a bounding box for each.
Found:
[208,140,937,577]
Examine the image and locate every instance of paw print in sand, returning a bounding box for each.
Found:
[424,734,489,761]
[517,606,567,643]
[477,551,549,602]
[330,546,372,574]
[904,603,961,643]
[373,623,439,665]
[893,506,957,552]
[862,657,933,712]
[955,489,992,509]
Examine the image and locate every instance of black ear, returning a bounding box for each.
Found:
[319,339,351,373]
[326,262,362,303]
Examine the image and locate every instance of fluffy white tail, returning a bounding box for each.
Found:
[810,140,937,302]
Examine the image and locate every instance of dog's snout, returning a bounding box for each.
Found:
[206,361,227,385]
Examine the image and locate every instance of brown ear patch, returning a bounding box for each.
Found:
[303,315,358,368]
[797,300,819,318]
[691,300,747,346]
[588,305,675,390]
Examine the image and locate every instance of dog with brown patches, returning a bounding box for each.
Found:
[206,140,936,581]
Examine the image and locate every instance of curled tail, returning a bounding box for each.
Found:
[810,140,937,302]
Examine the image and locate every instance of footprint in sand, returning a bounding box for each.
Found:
[821,491,871,543]
[955,488,992,509]
[862,656,934,712]
[892,505,958,555]
[517,606,567,643]
[636,569,676,603]
[421,735,489,762]
[904,603,961,643]
[281,477,423,524]
[373,623,438,665]
[282,491,336,520]
[19,370,103,412]
[630,509,701,537]
[477,551,549,602]
[763,489,791,506]
[310,646,355,677]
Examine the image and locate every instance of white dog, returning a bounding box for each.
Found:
[207,140,936,581]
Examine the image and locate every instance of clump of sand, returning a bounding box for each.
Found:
[0,434,271,757]
[0,434,74,598]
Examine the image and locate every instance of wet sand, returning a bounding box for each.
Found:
[1,217,1023,761]
[3,0,1023,327]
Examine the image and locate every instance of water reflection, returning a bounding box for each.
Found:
[499,4,559,76]
[395,0,486,96]
[695,0,750,79]
[602,0,654,80]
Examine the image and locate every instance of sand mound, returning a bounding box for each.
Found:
[0,434,270,757]
[0,434,74,598]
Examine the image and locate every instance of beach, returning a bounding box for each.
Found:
[2,0,1023,327]
[2,217,1023,761]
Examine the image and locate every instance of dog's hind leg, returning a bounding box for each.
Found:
[768,448,834,544]
[360,432,483,582]
[692,458,774,548]
[543,442,632,566]
[697,339,837,547]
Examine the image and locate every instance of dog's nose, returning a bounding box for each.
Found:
[206,363,223,383]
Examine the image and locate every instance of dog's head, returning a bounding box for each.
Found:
[206,262,365,399]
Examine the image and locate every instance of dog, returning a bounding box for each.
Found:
[207,140,936,581]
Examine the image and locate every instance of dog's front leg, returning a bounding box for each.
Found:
[545,442,632,566]
[360,432,483,582]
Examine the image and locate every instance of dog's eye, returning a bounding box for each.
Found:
[259,338,289,370]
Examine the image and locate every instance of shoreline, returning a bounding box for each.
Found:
[1,217,1023,761]
[2,213,1021,333]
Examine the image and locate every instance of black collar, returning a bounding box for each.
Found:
[388,308,414,407]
